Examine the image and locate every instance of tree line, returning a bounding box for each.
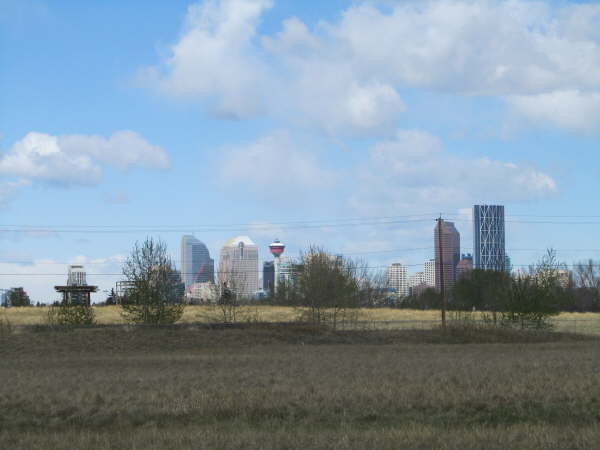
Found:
[8,238,599,329]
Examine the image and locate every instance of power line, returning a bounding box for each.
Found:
[2,262,599,277]
[4,247,600,266]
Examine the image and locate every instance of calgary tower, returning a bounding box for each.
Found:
[269,239,285,292]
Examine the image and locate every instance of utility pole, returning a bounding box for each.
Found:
[437,216,447,330]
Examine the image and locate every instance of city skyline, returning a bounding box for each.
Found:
[1,0,599,302]
[1,205,599,303]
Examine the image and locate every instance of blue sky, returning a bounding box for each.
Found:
[1,0,599,302]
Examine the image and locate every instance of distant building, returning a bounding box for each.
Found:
[408,272,426,296]
[67,265,87,286]
[0,288,9,307]
[408,272,425,288]
[180,235,214,289]
[557,269,571,288]
[505,254,513,275]
[457,254,473,279]
[115,280,135,302]
[424,259,436,287]
[386,263,408,297]
[219,236,259,298]
[55,265,98,306]
[186,282,218,304]
[263,261,274,292]
[434,220,460,292]
[473,205,505,271]
[278,256,297,286]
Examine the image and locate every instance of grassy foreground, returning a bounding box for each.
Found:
[0,324,599,449]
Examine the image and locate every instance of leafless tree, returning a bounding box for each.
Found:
[573,260,600,291]
[120,237,185,325]
[276,246,381,329]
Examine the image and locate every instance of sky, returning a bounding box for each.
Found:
[1,0,600,302]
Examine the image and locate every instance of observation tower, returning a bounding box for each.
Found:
[269,239,285,292]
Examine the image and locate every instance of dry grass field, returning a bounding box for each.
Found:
[0,305,445,325]
[0,324,599,449]
[3,305,600,338]
[3,305,600,330]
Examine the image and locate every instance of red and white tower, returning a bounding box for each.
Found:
[269,239,285,292]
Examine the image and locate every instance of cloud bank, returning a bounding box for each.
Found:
[144,0,600,135]
[0,131,169,195]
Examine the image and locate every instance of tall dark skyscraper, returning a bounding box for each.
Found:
[263,261,274,292]
[180,235,214,289]
[434,220,460,292]
[473,205,505,271]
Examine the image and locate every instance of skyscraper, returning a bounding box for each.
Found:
[180,235,214,289]
[473,205,505,271]
[424,259,436,287]
[386,263,408,297]
[263,261,274,292]
[434,220,460,292]
[219,236,259,297]
[456,254,474,279]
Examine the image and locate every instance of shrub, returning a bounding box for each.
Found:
[47,304,96,326]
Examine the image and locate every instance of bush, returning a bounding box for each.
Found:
[275,247,365,329]
[120,238,185,325]
[47,305,96,326]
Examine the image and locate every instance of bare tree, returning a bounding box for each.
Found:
[574,260,600,291]
[276,246,367,329]
[199,270,259,324]
[571,259,600,311]
[120,237,185,325]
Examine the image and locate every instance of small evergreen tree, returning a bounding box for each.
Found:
[8,287,31,307]
[501,249,565,328]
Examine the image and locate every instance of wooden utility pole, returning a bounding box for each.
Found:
[437,216,447,330]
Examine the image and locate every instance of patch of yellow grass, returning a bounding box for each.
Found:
[3,305,600,327]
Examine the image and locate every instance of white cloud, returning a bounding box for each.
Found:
[508,90,600,134]
[0,131,169,187]
[59,130,169,170]
[141,0,273,118]
[330,1,600,95]
[349,130,557,216]
[218,131,337,192]
[143,0,600,135]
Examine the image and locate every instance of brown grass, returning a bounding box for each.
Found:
[0,325,598,449]
[4,305,600,328]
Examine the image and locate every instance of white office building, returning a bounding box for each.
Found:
[386,263,409,297]
[424,259,436,287]
[408,272,425,288]
[219,236,259,298]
